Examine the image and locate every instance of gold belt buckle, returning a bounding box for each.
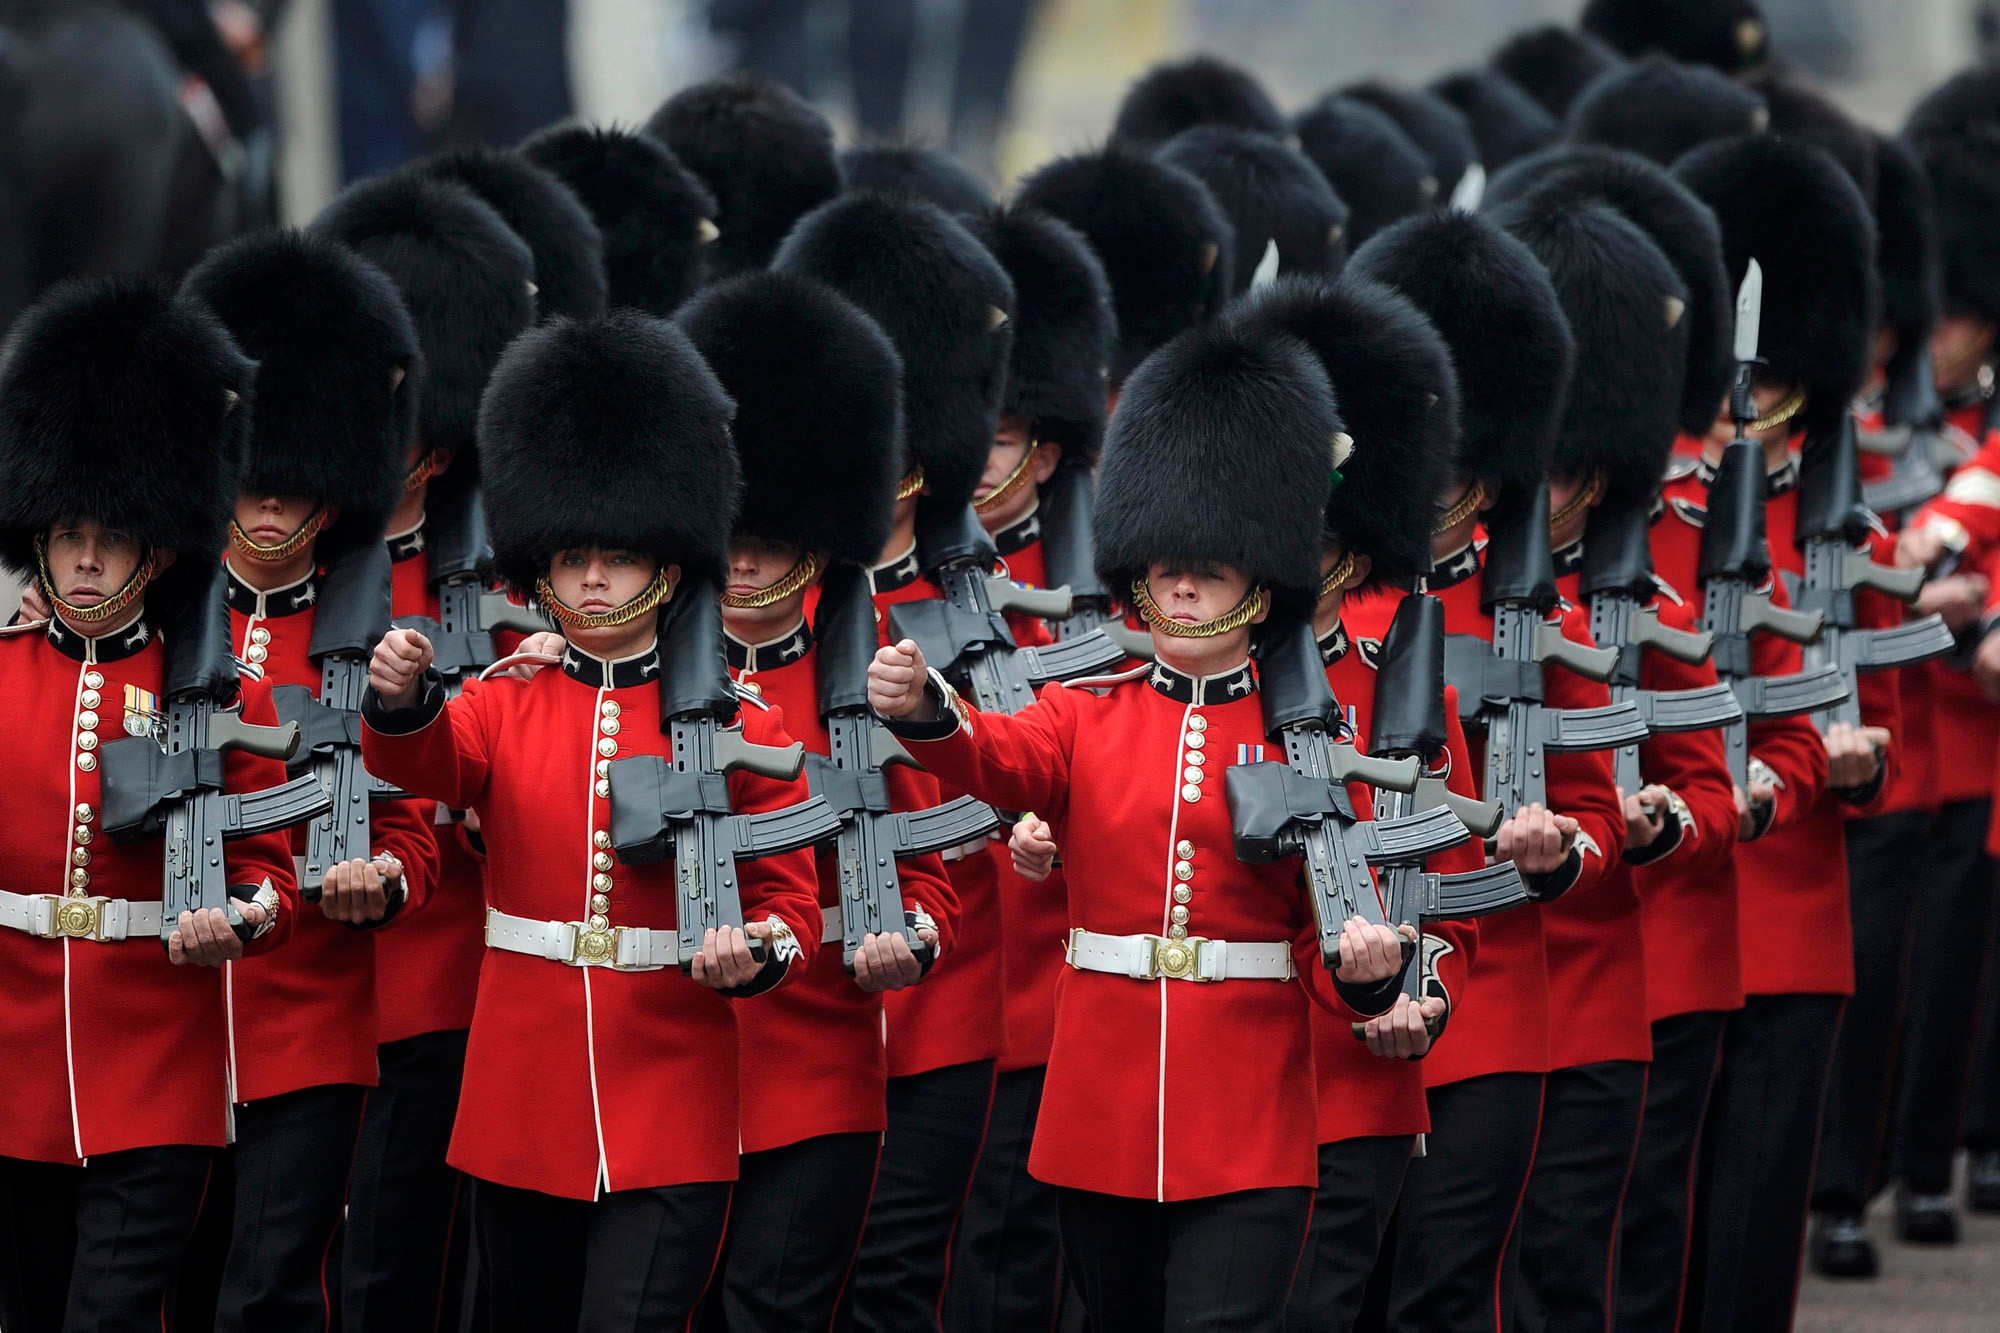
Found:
[45,895,106,940]
[1147,934,1209,982]
[568,923,619,967]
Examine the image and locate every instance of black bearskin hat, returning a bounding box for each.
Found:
[1231,275,1459,590]
[1427,68,1559,170]
[1110,55,1286,146]
[0,276,251,613]
[480,312,738,592]
[1567,55,1768,167]
[1293,96,1436,253]
[1581,0,1771,75]
[1905,69,2000,325]
[1871,131,1941,351]
[313,171,534,471]
[773,191,1013,512]
[1746,72,1878,204]
[418,147,607,321]
[1675,134,1879,432]
[679,273,902,567]
[967,205,1114,463]
[1351,210,1575,511]
[645,72,840,279]
[1491,25,1626,120]
[1339,81,1480,200]
[1015,145,1233,384]
[1491,195,1689,506]
[1485,145,1732,437]
[839,144,993,217]
[1157,126,1348,294]
[519,123,716,316]
[182,229,421,553]
[1094,321,1338,596]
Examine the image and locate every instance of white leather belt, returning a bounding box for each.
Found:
[939,836,991,863]
[0,890,165,942]
[1065,928,1293,983]
[484,907,676,971]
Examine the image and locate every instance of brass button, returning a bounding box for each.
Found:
[84,672,103,690]
[76,732,98,752]
[71,847,90,868]
[1176,840,1194,858]
[77,710,98,732]
[588,914,608,932]
[250,627,271,645]
[594,830,612,850]
[1187,714,1207,732]
[600,700,621,718]
[1183,767,1202,784]
[596,737,617,758]
[75,804,94,824]
[1169,905,1190,926]
[1166,924,1188,940]
[1184,750,1205,766]
[599,717,621,737]
[592,852,613,872]
[79,689,100,709]
[596,760,611,778]
[1183,732,1205,750]
[594,780,611,798]
[739,679,764,697]
[1174,860,1194,881]
[245,645,267,664]
[1181,784,1201,803]
[70,867,90,889]
[73,825,93,845]
[592,873,613,893]
[1173,885,1193,904]
[76,753,96,773]
[591,894,611,913]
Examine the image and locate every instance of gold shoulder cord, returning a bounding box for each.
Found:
[1129,579,1270,638]
[535,568,676,630]
[720,553,822,609]
[35,534,155,625]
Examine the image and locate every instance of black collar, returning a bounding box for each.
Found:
[1552,537,1585,576]
[1317,621,1350,666]
[387,520,428,564]
[1144,658,1255,705]
[225,566,320,618]
[992,506,1042,557]
[1693,454,1798,497]
[560,641,662,689]
[46,613,155,664]
[1421,541,1482,592]
[870,543,923,594]
[725,619,813,672]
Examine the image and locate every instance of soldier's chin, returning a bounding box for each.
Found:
[62,590,104,608]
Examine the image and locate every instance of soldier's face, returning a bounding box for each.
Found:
[974,414,1060,533]
[1706,379,1795,451]
[547,547,659,614]
[723,537,811,637]
[1144,561,1259,626]
[1931,314,1996,391]
[43,520,147,606]
[234,493,319,548]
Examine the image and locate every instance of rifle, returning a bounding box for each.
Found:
[397,475,550,690]
[1040,463,1155,662]
[1859,341,1948,516]
[886,499,1128,717]
[98,566,334,946]
[808,563,1000,974]
[606,582,843,972]
[1790,415,1956,729]
[1580,502,1744,794]
[1226,608,1474,971]
[1698,260,1850,789]
[1442,487,1651,817]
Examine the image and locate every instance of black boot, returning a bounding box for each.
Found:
[1895,1189,1960,1244]
[1969,1151,2000,1214]
[1809,1213,1880,1278]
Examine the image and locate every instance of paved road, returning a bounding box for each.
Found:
[1796,1181,2000,1333]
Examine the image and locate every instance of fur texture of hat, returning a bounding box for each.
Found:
[182,229,421,553]
[0,275,252,611]
[418,148,607,321]
[1015,145,1233,384]
[773,190,1013,511]
[1486,145,1732,437]
[480,311,739,591]
[678,272,901,566]
[1094,320,1338,596]
[1747,72,1878,204]
[312,171,534,469]
[1491,25,1627,119]
[1491,195,1689,506]
[1674,133,1879,431]
[1350,210,1575,509]
[967,205,1113,463]
[838,144,992,217]
[1339,81,1479,198]
[1566,54,1769,167]
[1157,125,1348,294]
[1905,68,2000,324]
[1427,68,1560,170]
[1871,130,1941,347]
[1231,275,1459,589]
[1581,0,1771,74]
[1293,96,1436,252]
[1110,55,1286,146]
[645,72,840,279]
[518,123,716,316]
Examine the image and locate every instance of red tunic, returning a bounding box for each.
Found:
[899,660,1377,1201]
[0,616,299,1164]
[725,619,959,1153]
[224,567,441,1102]
[360,641,823,1199]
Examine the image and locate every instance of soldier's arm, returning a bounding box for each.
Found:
[1835,537,1906,812]
[880,671,1078,823]
[360,673,498,814]
[1744,581,1831,831]
[1906,434,2000,567]
[882,760,961,957]
[346,793,443,926]
[220,675,303,956]
[1535,614,1627,898]
[1626,642,1738,875]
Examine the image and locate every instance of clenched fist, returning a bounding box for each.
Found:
[319,856,401,924]
[1825,721,1889,792]
[1336,918,1414,987]
[1494,802,1579,876]
[1010,814,1058,882]
[370,627,435,709]
[868,639,934,719]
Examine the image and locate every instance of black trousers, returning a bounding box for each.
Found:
[839,1059,995,1333]
[1284,1135,1413,1333]
[1385,1072,1543,1333]
[1684,992,1843,1333]
[343,1029,473,1333]
[1511,1060,1647,1333]
[703,1131,879,1332]
[1057,1185,1311,1333]
[945,1064,1064,1333]
[1968,909,2000,1154]
[1616,1011,1727,1333]
[0,1145,213,1333]
[474,1175,732,1331]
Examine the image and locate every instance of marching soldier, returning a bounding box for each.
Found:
[419,147,610,320]
[361,312,824,1329]
[182,229,443,1333]
[1339,79,1481,206]
[1156,125,1349,291]
[0,276,299,1331]
[1291,94,1440,251]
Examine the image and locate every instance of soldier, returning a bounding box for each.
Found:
[1156,125,1349,291]
[677,268,958,1329]
[361,312,824,1329]
[419,147,610,320]
[0,275,299,1331]
[1339,80,1481,205]
[182,229,443,1333]
[866,318,1412,1332]
[1292,94,1439,252]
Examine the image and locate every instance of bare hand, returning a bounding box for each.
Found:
[1361,992,1446,1059]
[18,582,50,622]
[1336,918,1411,987]
[319,857,396,924]
[868,640,933,719]
[1895,524,1949,571]
[1010,814,1057,882]
[505,631,567,680]
[1494,803,1579,875]
[370,628,434,708]
[1619,785,1672,852]
[1734,778,1776,840]
[168,901,266,967]
[689,923,772,991]
[852,925,940,992]
[1915,573,1989,631]
[1976,632,2000,704]
[1826,721,1888,790]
